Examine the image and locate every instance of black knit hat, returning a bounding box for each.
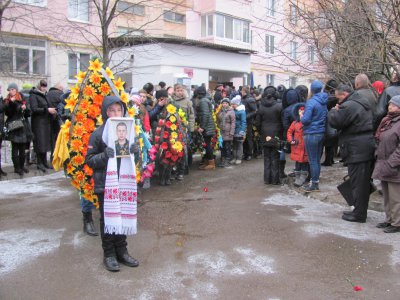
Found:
[155,89,168,99]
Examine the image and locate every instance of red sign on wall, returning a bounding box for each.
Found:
[184,68,193,78]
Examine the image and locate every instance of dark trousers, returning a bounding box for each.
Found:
[11,142,26,171]
[203,135,213,160]
[243,123,254,157]
[221,140,232,160]
[263,146,280,184]
[348,160,374,219]
[97,193,127,257]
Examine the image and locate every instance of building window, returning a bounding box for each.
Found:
[289,76,297,88]
[225,16,233,39]
[68,53,90,80]
[117,27,144,37]
[266,74,275,86]
[68,0,89,22]
[0,37,46,75]
[13,0,46,6]
[216,14,224,38]
[116,1,144,15]
[164,11,185,23]
[290,41,298,60]
[290,5,298,25]
[308,45,315,63]
[266,0,275,17]
[265,34,275,54]
[201,14,214,37]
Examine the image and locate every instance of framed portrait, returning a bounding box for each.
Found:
[107,117,135,158]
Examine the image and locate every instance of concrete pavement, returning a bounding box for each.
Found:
[0,158,398,299]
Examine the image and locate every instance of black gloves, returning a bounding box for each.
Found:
[105,147,115,158]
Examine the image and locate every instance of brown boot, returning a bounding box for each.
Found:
[203,159,216,170]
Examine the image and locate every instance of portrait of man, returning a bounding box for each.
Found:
[115,122,130,157]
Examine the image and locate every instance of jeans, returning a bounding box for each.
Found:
[304,133,324,183]
[80,195,94,213]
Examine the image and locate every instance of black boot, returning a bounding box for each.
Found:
[82,212,98,236]
[19,153,29,173]
[37,153,46,172]
[279,160,287,179]
[42,153,52,169]
[165,168,172,185]
[12,156,23,176]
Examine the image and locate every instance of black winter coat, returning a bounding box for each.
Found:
[3,94,32,143]
[328,92,375,164]
[196,96,216,137]
[255,97,283,142]
[85,96,127,194]
[30,89,52,152]
[242,94,257,123]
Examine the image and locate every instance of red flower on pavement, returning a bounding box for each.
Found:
[353,286,363,292]
[203,187,209,192]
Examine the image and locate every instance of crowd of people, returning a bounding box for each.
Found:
[1,72,400,272]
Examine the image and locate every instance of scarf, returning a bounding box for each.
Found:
[102,117,137,235]
[375,111,400,142]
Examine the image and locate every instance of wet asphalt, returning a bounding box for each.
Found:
[0,158,399,299]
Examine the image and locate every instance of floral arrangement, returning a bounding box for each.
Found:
[62,58,133,206]
[153,104,187,166]
[212,104,222,150]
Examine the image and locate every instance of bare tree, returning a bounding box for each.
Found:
[0,0,11,31]
[283,0,400,83]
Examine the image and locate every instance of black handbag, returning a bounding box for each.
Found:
[6,119,24,132]
[337,175,377,206]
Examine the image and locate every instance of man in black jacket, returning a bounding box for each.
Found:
[241,86,257,160]
[85,96,139,272]
[47,83,64,163]
[329,84,376,223]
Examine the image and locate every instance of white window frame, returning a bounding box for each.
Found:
[290,41,298,60]
[214,14,250,43]
[68,0,89,23]
[266,0,275,17]
[13,0,47,7]
[116,1,145,16]
[0,37,47,75]
[68,52,90,81]
[266,74,275,86]
[265,34,275,54]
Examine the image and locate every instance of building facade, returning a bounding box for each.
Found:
[0,0,325,91]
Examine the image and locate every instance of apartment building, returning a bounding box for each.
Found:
[0,0,324,91]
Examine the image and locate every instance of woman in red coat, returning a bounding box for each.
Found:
[287,104,309,187]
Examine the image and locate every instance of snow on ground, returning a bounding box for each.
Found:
[0,229,65,275]
[0,171,73,197]
[262,191,400,266]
